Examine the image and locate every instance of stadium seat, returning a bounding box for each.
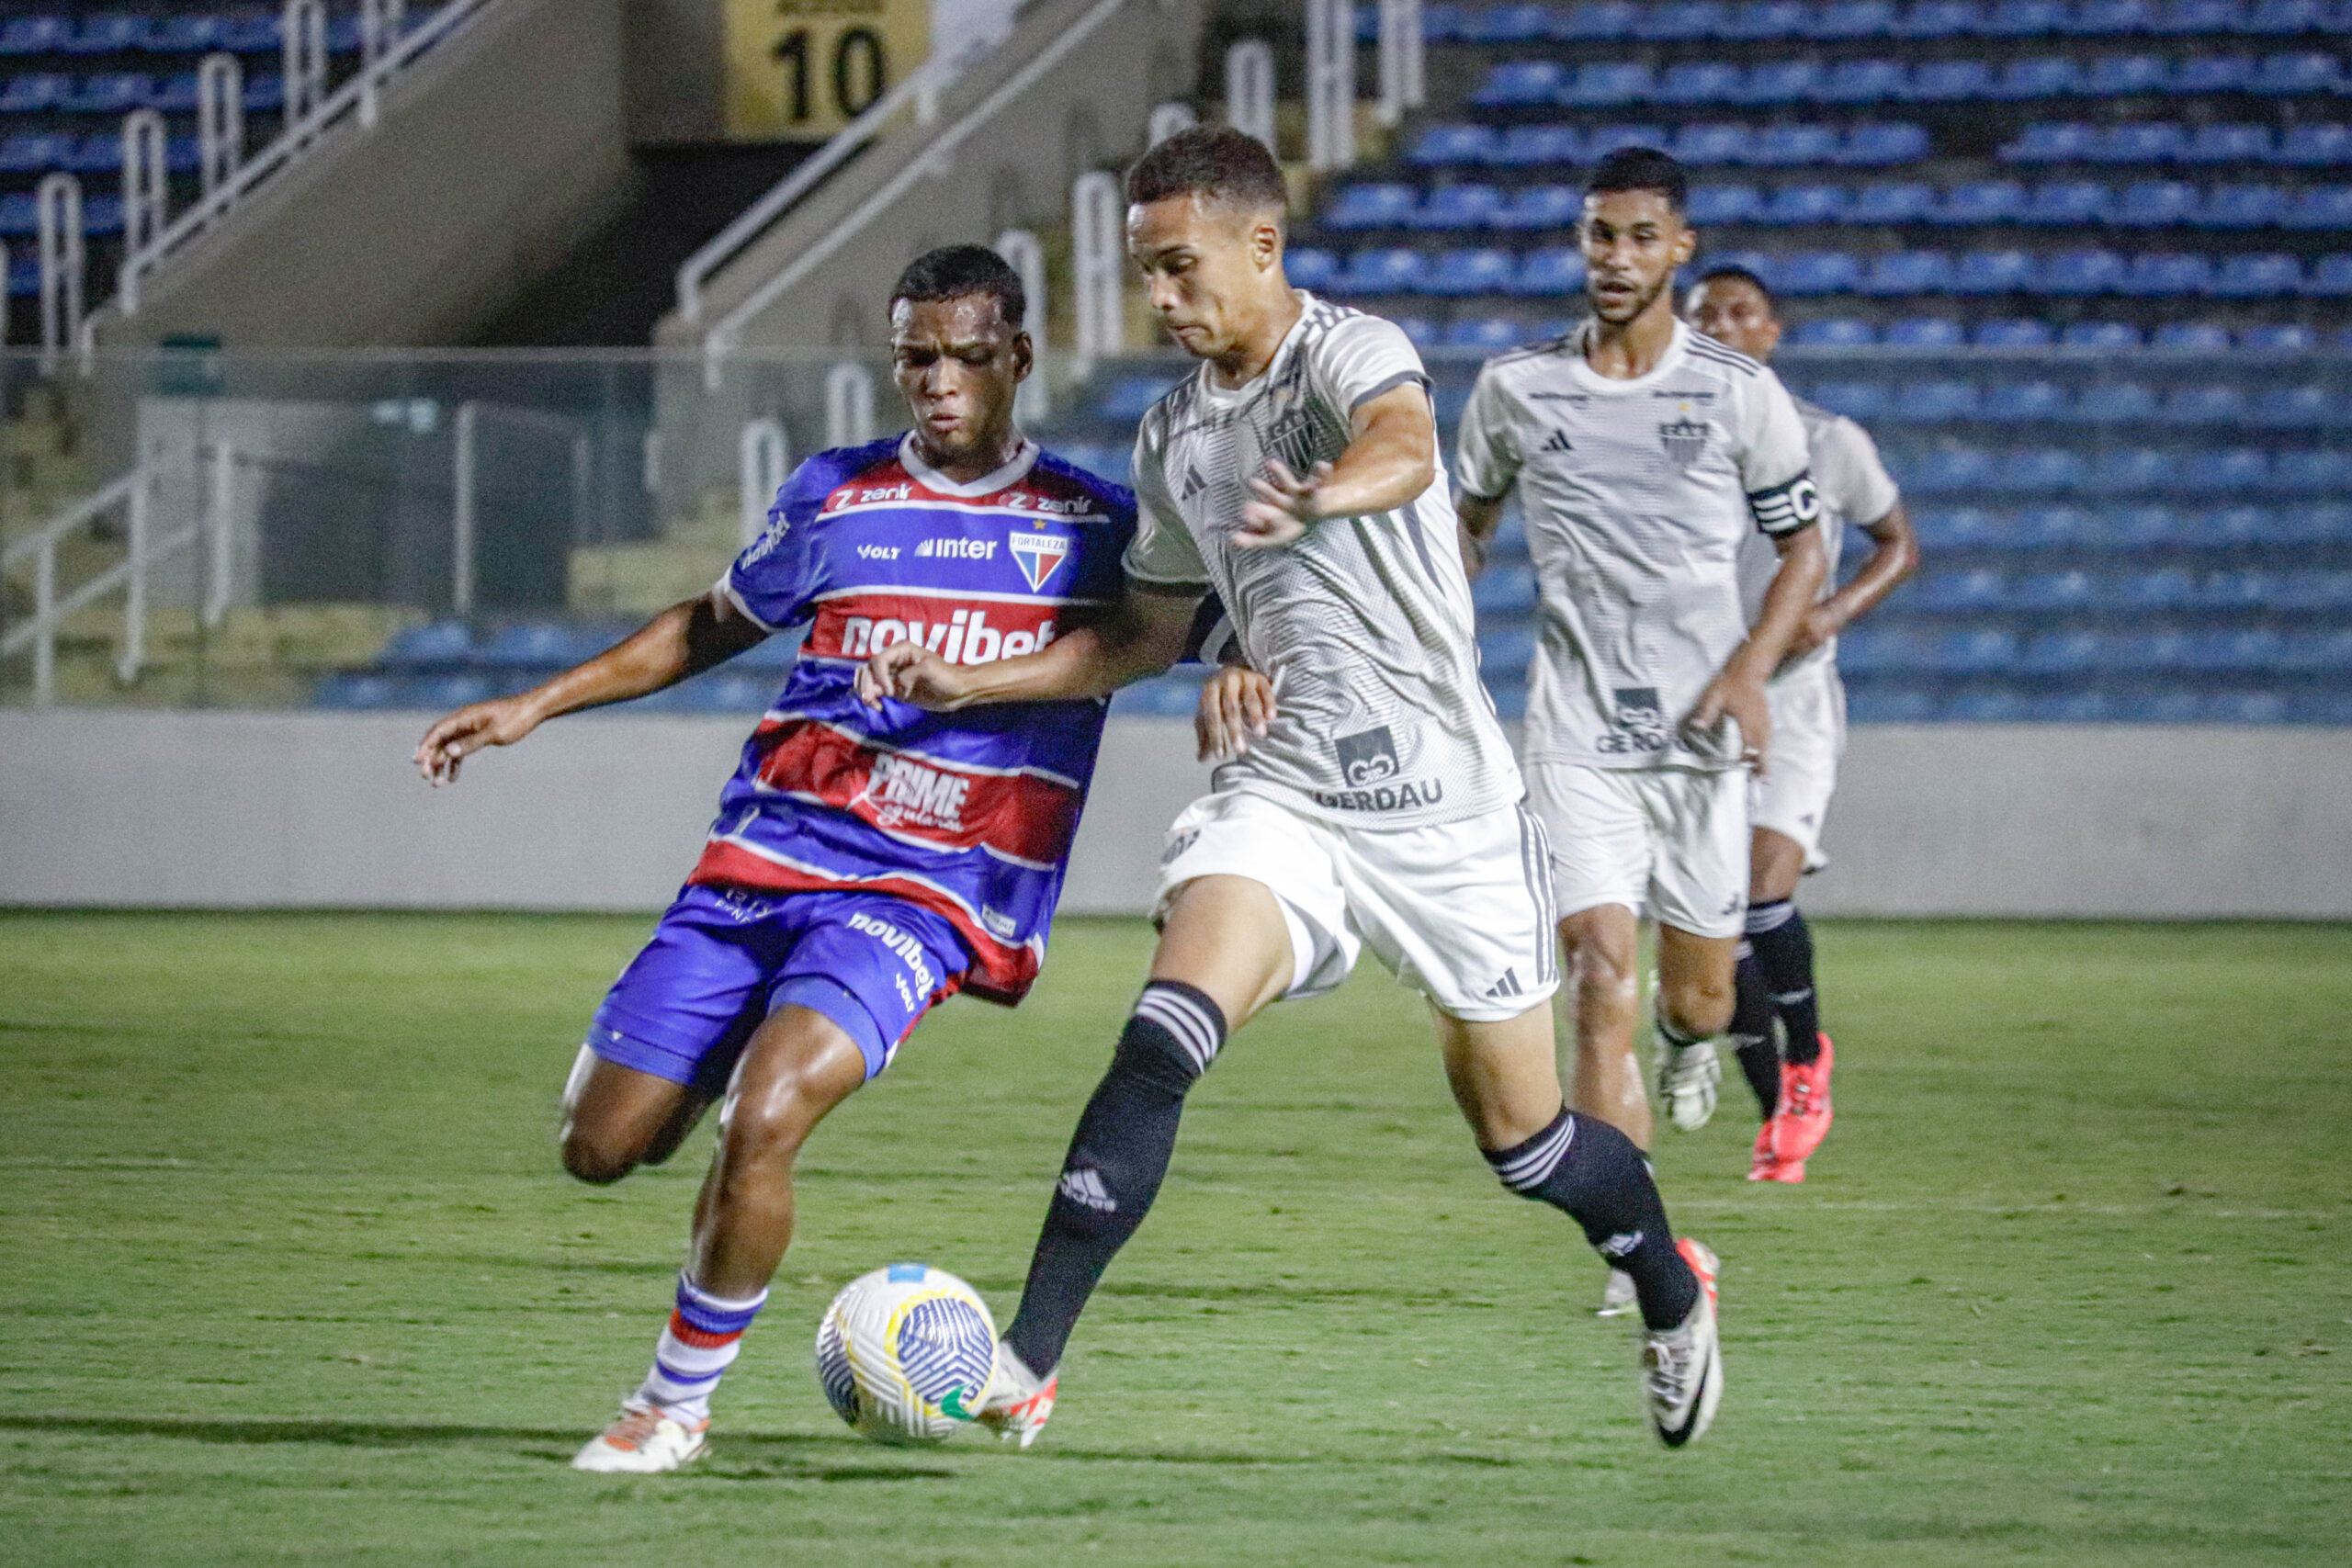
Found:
[2307,254,2352,296]
[1637,1,1734,39]
[1687,183,1765,223]
[1408,185,1506,231]
[2210,252,2302,296]
[1770,184,1852,224]
[1463,4,1559,42]
[1851,180,1937,222]
[1817,59,1911,104]
[1886,315,1967,345]
[1514,246,1587,292]
[1902,446,1996,491]
[1493,186,1580,229]
[147,15,225,51]
[1585,124,1671,159]
[2112,180,2199,224]
[2120,252,2212,295]
[0,131,72,173]
[1670,122,1749,165]
[1445,316,1527,350]
[2190,568,2279,609]
[1562,63,1655,107]
[1471,564,1538,614]
[1812,0,1903,37]
[1739,62,1826,107]
[1894,0,1985,38]
[313,673,401,710]
[1982,0,2071,31]
[2067,0,2159,33]
[2151,0,2248,33]
[1953,249,2036,293]
[2024,180,2111,223]
[1860,249,1956,294]
[1896,378,1980,420]
[1776,251,1864,294]
[1916,567,2007,610]
[1840,121,1932,164]
[1286,248,1341,290]
[1472,62,1568,107]
[2013,504,2096,546]
[216,14,283,51]
[2244,0,2326,31]
[1809,378,1893,417]
[1656,62,1746,105]
[1910,59,1996,100]
[2281,186,2352,229]
[1983,378,2068,419]
[1911,506,2002,547]
[2100,124,2186,164]
[1334,247,1425,294]
[1425,247,1516,295]
[1990,57,2083,98]
[2246,384,2339,427]
[1558,2,1642,39]
[1409,124,1502,166]
[1495,125,1583,166]
[2000,122,2098,162]
[1751,123,1841,164]
[2061,320,2143,346]
[2198,184,2285,227]
[1975,318,2055,346]
[1938,180,2030,223]
[0,17,69,55]
[1933,628,2021,673]
[2072,381,2159,422]
[2277,124,2352,166]
[2018,628,2105,677]
[1720,0,1814,38]
[1790,316,1877,344]
[2237,322,2315,351]
[383,623,476,669]
[2181,123,2276,164]
[1324,184,1418,230]
[2011,569,2099,611]
[1096,375,1179,421]
[2156,384,2246,424]
[478,623,610,670]
[0,73,72,113]
[2041,249,2128,294]
[2174,53,2256,91]
[2272,449,2352,494]
[2248,51,2341,92]
[2000,447,2090,492]
[2083,54,2173,95]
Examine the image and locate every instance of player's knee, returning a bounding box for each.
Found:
[1566,931,1638,1000]
[1659,973,1735,1039]
[560,1121,641,1186]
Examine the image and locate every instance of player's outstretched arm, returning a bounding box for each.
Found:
[1687,525,1827,770]
[855,585,1203,712]
[1787,502,1917,661]
[414,590,768,784]
[1234,382,1439,550]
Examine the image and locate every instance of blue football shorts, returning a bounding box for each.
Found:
[588,885,971,1092]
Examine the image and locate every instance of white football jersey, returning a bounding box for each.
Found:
[1454,319,1818,772]
[1736,397,1901,683]
[1125,292,1521,828]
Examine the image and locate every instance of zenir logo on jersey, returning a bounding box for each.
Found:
[1008,531,1071,592]
[1658,418,1711,469]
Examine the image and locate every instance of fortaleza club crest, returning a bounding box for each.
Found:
[1658,417,1710,469]
[1008,531,1071,592]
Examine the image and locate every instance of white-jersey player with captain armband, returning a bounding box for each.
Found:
[865,127,1724,1450]
[1453,148,1826,1311]
[1687,264,1919,1184]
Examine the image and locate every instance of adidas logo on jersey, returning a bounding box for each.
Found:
[1540,429,1573,453]
[1057,1167,1117,1213]
[917,538,999,559]
[1485,967,1526,1000]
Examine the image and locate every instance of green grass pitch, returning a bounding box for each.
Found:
[3,912,2348,1566]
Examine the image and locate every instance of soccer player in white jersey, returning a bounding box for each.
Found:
[863,126,1724,1449]
[1687,265,1918,1183]
[1453,148,1826,1312]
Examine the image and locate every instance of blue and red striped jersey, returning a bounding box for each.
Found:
[692,434,1136,1004]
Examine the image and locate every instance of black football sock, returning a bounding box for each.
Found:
[1747,900,1823,1065]
[1487,1108,1700,1332]
[1730,942,1782,1119]
[1002,981,1226,1376]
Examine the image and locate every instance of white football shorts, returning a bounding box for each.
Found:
[1152,788,1560,1022]
[1748,663,1846,872]
[1526,761,1749,940]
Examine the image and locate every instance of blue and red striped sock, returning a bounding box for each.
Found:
[630,1274,767,1424]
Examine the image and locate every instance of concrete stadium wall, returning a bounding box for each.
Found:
[1,711,2346,918]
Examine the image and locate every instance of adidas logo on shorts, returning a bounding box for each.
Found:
[1485,967,1526,1000]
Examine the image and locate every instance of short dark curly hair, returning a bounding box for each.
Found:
[1693,264,1776,311]
[1585,146,1689,214]
[889,243,1025,330]
[1125,124,1287,215]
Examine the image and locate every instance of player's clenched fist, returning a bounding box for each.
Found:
[1194,664,1275,762]
[856,640,976,711]
[414,696,540,786]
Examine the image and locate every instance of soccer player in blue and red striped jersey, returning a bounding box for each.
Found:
[413,245,1136,1473]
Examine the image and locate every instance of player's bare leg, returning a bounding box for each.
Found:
[1652,922,1737,1134]
[574,1007,865,1472]
[1558,903,1651,1148]
[559,1052,711,1185]
[1435,1002,1720,1447]
[1733,826,1833,1180]
[984,875,1293,1445]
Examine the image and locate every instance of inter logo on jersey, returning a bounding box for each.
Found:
[1008,531,1072,592]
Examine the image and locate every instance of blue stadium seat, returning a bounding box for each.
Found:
[2015,504,2098,545]
[1776,251,1864,294]
[1096,375,1179,421]
[2071,380,2158,421]
[1809,378,1893,417]
[1981,0,2071,30]
[1514,246,1587,292]
[1851,180,1937,221]
[1687,184,1764,223]
[2181,123,2276,164]
[1750,123,1841,164]
[1896,378,1981,420]
[1477,625,1536,671]
[1886,315,1967,345]
[1409,124,1502,166]
[4,252,36,293]
[63,73,151,114]
[1838,629,1928,673]
[2099,124,2185,164]
[1494,186,1580,229]
[2211,252,2302,296]
[2151,0,2248,32]
[2178,504,2269,545]
[0,17,69,55]
[2246,384,2339,427]
[478,623,610,670]
[1325,184,1418,230]
[383,623,476,668]
[2116,568,2198,609]
[1998,447,2090,492]
[2273,569,2352,610]
[0,74,72,113]
[2237,323,2314,351]
[1738,61,1825,106]
[2156,383,2246,423]
[2307,254,2352,295]
[1999,122,2098,162]
[2083,53,2173,95]
[1446,316,1528,350]
[1721,1,1815,38]
[2277,124,2352,166]
[1790,316,1877,344]
[0,131,72,173]
[2022,180,2109,223]
[1983,378,2068,419]
[2099,504,2182,546]
[2280,629,2352,672]
[1938,180,2029,223]
[2111,179,2199,225]
[1909,59,1996,99]
[1813,0,1904,36]
[1635,1,1735,39]
[1975,318,2056,346]
[147,16,224,51]
[1425,247,1517,294]
[0,193,41,233]
[1656,62,1746,104]
[1840,122,1932,164]
[1911,506,2003,547]
[1894,0,1986,37]
[1815,60,1909,105]
[1334,247,1425,294]
[1670,122,1750,164]
[1286,248,1341,290]
[79,193,123,234]
[1472,62,1568,107]
[2119,252,2212,295]
[1471,563,1538,614]
[1586,123,1671,159]
[2198,184,2285,227]
[1558,2,1642,39]
[2173,53,2256,91]
[1409,185,1507,231]
[66,14,149,53]
[2067,0,2159,33]
[1953,248,2036,292]
[2175,446,2265,491]
[2041,248,2128,293]
[1860,249,1956,293]
[2282,186,2352,229]
[1933,629,2021,673]
[243,73,287,111]
[2011,569,2100,612]
[2249,51,2342,92]
[1563,62,1655,107]
[1388,315,1439,348]
[1495,125,1584,165]
[1765,183,1850,224]
[2272,449,2352,494]
[2061,320,2143,346]
[1916,567,2008,610]
[1990,57,2083,97]
[2190,568,2280,609]
[2245,0,2325,30]
[1463,3,1561,42]
[1902,446,1996,491]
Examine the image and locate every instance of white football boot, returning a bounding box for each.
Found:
[975,1341,1058,1450]
[1596,1268,1638,1317]
[1643,1239,1723,1449]
[1656,1035,1722,1133]
[571,1404,709,1473]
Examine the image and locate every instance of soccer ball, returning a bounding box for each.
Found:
[814,1263,998,1445]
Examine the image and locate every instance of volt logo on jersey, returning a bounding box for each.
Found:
[1008,531,1072,592]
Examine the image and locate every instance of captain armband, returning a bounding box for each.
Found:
[1747,471,1823,537]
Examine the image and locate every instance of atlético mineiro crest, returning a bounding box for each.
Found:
[1658,418,1710,469]
[1008,531,1071,592]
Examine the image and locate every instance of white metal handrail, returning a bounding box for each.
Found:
[198,51,243,195]
[0,471,198,706]
[1378,0,1425,127]
[1226,40,1275,152]
[118,0,497,317]
[994,227,1048,422]
[701,0,1136,367]
[38,173,83,371]
[1307,0,1357,172]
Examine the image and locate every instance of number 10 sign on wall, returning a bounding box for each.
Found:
[726,0,931,140]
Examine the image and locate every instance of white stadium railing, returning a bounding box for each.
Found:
[993,227,1050,422]
[739,418,791,547]
[0,471,172,707]
[1225,39,1276,153]
[1307,0,1357,172]
[1378,0,1426,127]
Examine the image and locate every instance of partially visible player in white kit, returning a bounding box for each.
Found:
[864,126,1723,1449]
[1453,149,1826,1309]
[1686,265,1918,1183]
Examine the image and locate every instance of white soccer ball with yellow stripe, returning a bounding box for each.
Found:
[815,1263,998,1445]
